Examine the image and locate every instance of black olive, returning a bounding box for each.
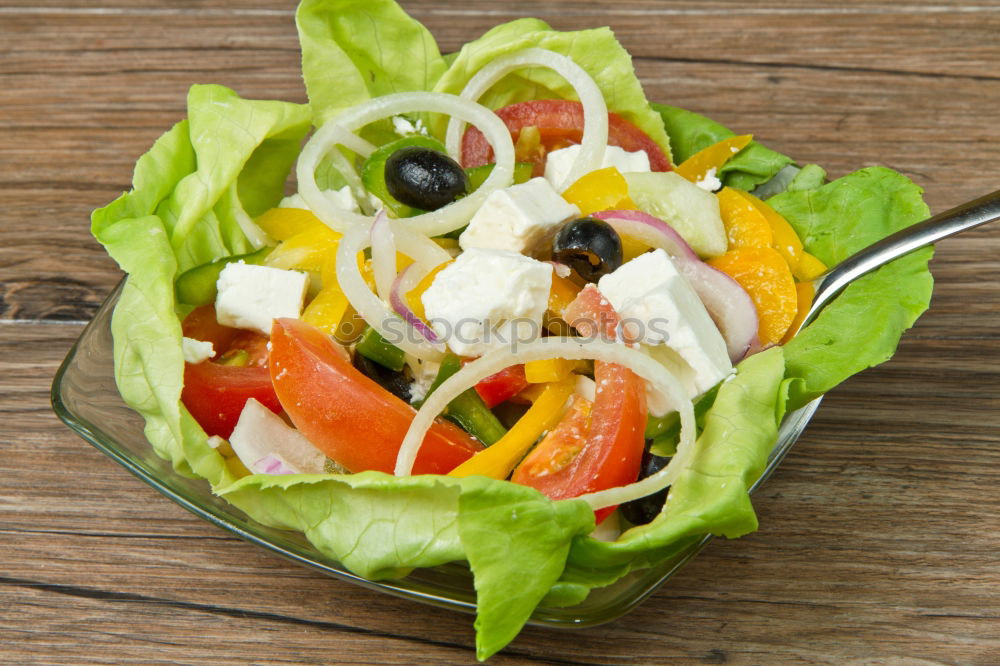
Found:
[619,447,671,526]
[352,353,412,403]
[384,146,470,211]
[552,217,623,282]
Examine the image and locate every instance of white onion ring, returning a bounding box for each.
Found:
[390,221,452,270]
[227,183,274,250]
[389,264,441,344]
[393,337,695,512]
[370,211,396,302]
[335,222,445,361]
[298,92,516,236]
[445,47,609,192]
[595,211,759,362]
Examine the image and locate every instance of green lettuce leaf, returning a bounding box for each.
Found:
[218,471,594,661]
[297,0,447,125]
[770,167,934,409]
[432,20,672,161]
[654,103,792,190]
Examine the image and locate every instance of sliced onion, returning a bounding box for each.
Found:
[445,47,609,192]
[391,220,452,270]
[593,210,698,262]
[679,261,759,362]
[227,183,275,250]
[596,210,758,363]
[389,264,441,344]
[336,222,445,361]
[393,337,695,513]
[299,92,515,236]
[296,123,375,230]
[369,211,396,302]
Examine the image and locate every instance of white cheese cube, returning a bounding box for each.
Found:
[181,337,214,364]
[215,262,308,335]
[459,177,580,256]
[421,247,553,357]
[544,144,652,190]
[597,249,732,413]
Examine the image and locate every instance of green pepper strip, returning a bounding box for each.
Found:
[422,353,507,446]
[175,246,271,306]
[354,326,407,372]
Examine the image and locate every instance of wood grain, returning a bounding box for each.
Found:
[1,1,998,664]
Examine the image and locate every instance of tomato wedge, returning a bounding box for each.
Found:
[182,362,282,439]
[512,285,647,522]
[181,304,239,360]
[461,100,672,176]
[474,364,530,408]
[269,318,482,474]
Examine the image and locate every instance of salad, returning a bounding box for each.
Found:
[90,0,934,659]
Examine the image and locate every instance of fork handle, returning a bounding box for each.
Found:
[802,188,1000,328]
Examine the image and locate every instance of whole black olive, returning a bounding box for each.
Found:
[352,353,412,403]
[384,146,470,211]
[552,217,624,282]
[619,448,671,526]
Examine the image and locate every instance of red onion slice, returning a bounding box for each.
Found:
[595,209,758,362]
[593,209,699,262]
[389,263,441,344]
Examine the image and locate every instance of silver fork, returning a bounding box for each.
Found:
[798,188,1000,332]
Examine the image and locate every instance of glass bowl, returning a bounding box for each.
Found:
[51,281,821,627]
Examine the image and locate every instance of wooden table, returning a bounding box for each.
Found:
[3,1,998,663]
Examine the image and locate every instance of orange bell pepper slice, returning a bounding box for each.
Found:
[674,134,753,184]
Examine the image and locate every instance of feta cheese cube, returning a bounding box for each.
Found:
[181,337,215,364]
[215,262,309,335]
[459,177,580,256]
[421,247,553,357]
[597,249,732,413]
[544,144,652,190]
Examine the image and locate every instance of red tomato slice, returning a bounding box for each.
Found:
[513,285,647,522]
[461,100,672,176]
[181,305,239,360]
[182,362,283,439]
[269,318,482,475]
[475,365,530,408]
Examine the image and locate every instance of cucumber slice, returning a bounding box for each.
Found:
[624,171,727,258]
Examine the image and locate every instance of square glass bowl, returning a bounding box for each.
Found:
[52,281,821,627]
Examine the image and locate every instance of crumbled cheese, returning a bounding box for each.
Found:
[694,166,722,192]
[459,177,580,256]
[421,248,553,357]
[279,185,363,213]
[215,262,309,335]
[391,115,427,136]
[544,144,651,189]
[181,337,214,364]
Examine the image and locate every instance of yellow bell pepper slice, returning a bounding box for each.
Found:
[716,186,773,249]
[524,358,580,383]
[794,251,828,282]
[447,378,575,480]
[742,191,805,274]
[562,166,637,215]
[405,260,453,321]
[264,224,342,272]
[674,134,753,184]
[782,280,816,344]
[255,207,326,241]
[302,285,351,336]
